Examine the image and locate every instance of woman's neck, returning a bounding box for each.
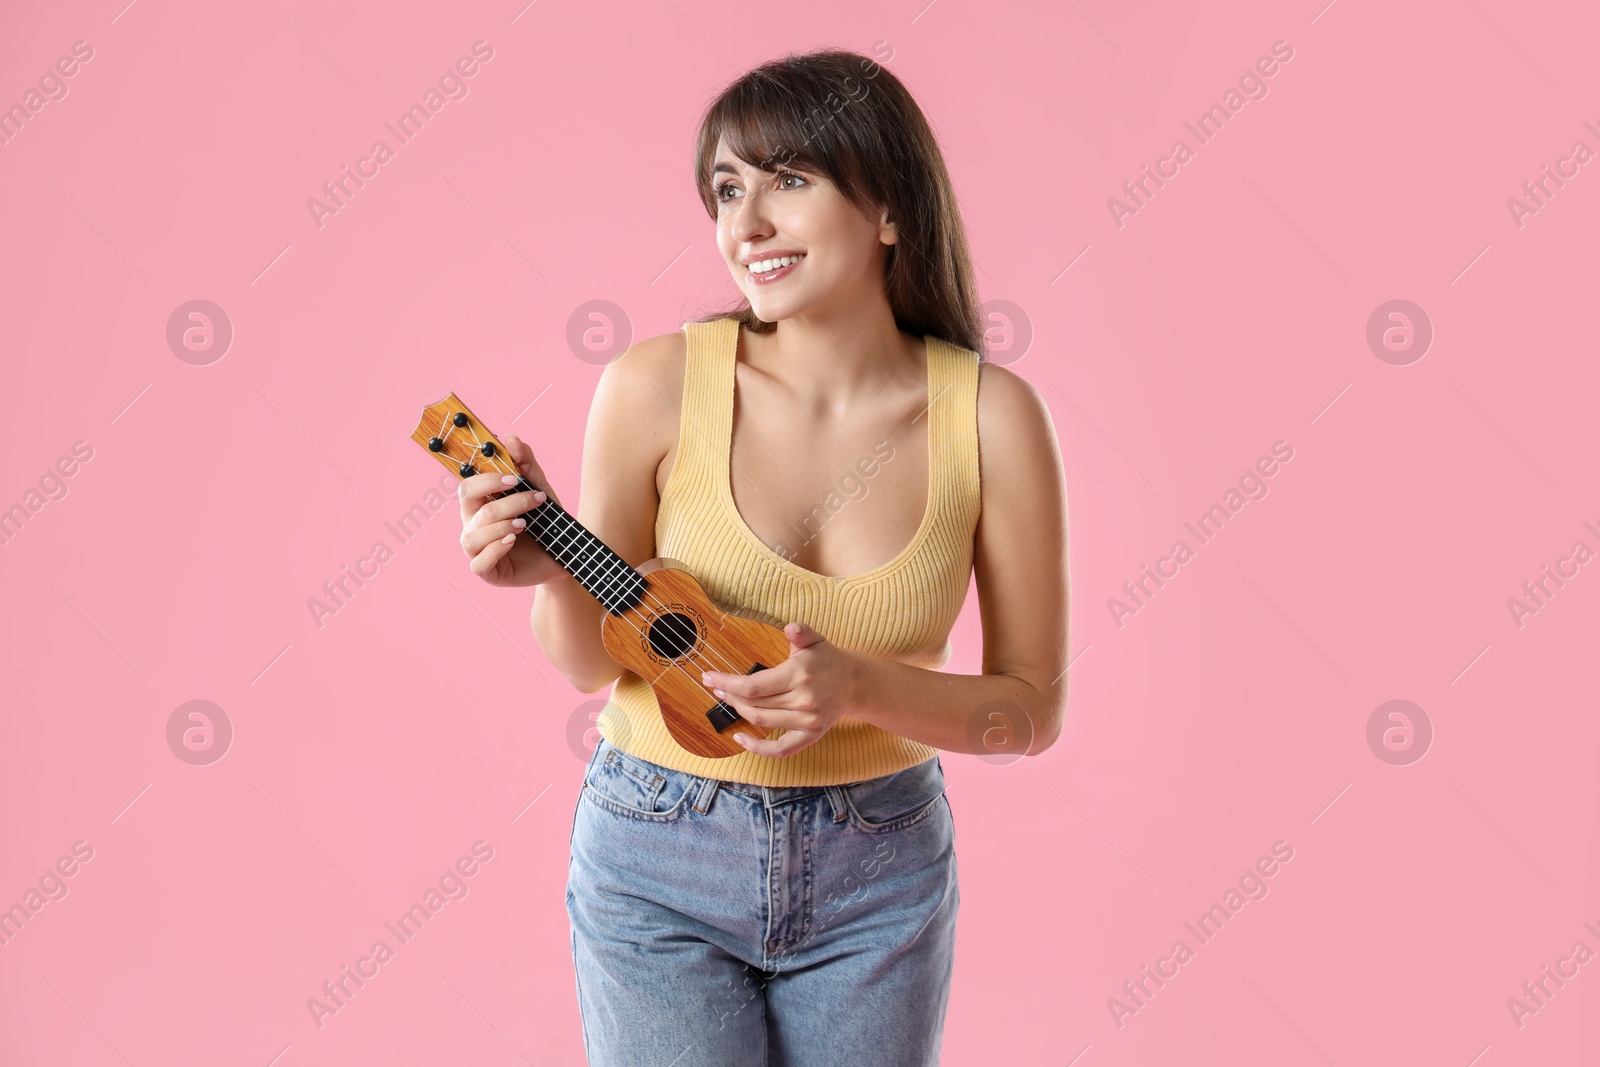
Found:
[745,311,922,408]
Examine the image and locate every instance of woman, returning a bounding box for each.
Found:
[456,48,1068,1066]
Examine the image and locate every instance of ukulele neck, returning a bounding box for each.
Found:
[504,477,647,615]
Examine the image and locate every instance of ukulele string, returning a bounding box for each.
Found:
[442,419,752,691]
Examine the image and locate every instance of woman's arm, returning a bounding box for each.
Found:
[850,361,1070,756]
[529,332,685,692]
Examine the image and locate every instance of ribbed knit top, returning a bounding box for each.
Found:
[602,316,983,787]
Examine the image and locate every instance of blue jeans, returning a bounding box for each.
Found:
[566,735,961,1066]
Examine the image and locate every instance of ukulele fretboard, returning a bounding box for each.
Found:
[508,478,648,615]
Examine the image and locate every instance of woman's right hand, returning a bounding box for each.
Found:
[458,433,568,589]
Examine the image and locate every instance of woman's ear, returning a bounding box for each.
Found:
[878,206,897,246]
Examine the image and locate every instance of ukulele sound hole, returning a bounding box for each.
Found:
[647,612,699,660]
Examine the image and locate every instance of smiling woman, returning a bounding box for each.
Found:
[453,46,1070,1067]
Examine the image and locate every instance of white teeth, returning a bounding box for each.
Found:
[748,254,804,274]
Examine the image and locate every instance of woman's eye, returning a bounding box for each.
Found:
[715,172,806,203]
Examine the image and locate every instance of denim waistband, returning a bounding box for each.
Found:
[589,735,940,823]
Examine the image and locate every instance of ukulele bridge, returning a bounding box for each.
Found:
[705,662,770,733]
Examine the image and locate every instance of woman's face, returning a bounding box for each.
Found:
[712,136,894,323]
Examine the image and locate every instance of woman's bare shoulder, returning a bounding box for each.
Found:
[625,326,690,366]
[591,328,688,427]
[585,328,690,496]
[567,329,693,565]
[975,361,1060,466]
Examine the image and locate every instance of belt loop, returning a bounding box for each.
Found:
[692,776,721,814]
[823,785,849,823]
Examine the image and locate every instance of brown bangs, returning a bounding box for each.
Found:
[693,68,872,219]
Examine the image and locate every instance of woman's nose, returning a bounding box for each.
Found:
[730,187,774,243]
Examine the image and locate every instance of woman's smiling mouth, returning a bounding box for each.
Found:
[745,252,806,283]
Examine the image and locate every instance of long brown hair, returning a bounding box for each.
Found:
[689,48,984,358]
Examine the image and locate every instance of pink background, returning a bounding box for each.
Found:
[2,0,1597,1063]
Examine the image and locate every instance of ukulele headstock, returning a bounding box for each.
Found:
[410,393,519,481]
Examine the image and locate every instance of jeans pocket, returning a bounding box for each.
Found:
[583,746,693,822]
[840,757,947,834]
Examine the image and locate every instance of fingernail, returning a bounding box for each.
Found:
[701,673,713,684]
[734,734,751,745]
[533,491,546,502]
[501,475,519,485]
[501,533,516,544]
[714,688,727,699]
[512,517,526,530]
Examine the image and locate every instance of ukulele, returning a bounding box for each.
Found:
[411,393,788,759]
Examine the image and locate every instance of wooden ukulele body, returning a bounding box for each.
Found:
[600,564,791,759]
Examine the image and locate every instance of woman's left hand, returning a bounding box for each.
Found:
[701,622,863,758]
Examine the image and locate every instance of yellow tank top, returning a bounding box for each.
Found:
[601,316,983,786]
